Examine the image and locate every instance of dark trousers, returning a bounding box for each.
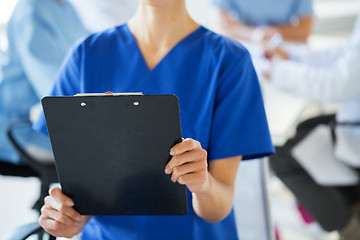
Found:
[270,114,360,231]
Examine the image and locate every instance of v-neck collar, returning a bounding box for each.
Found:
[124,24,204,73]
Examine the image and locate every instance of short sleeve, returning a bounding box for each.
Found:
[33,43,83,135]
[208,49,274,161]
[295,0,314,17]
[15,15,65,98]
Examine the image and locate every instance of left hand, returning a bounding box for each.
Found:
[263,45,289,60]
[262,27,279,42]
[165,138,209,193]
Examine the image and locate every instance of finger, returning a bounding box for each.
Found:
[171,160,207,183]
[41,205,78,226]
[44,196,82,222]
[263,48,275,59]
[165,148,207,174]
[170,138,201,156]
[49,187,74,206]
[177,170,208,188]
[39,215,67,232]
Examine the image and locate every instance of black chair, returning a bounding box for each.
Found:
[0,161,38,178]
[3,121,58,212]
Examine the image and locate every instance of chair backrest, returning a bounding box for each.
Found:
[5,121,58,212]
[233,158,274,240]
[6,121,55,169]
[0,160,38,177]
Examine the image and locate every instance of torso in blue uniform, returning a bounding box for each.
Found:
[34,24,274,240]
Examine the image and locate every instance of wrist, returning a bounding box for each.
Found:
[193,173,213,196]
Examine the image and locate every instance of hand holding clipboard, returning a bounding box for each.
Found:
[42,93,187,215]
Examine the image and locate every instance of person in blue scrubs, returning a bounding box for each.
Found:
[0,0,88,164]
[211,0,314,42]
[37,0,274,239]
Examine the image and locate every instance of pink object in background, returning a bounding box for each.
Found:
[297,202,314,224]
[274,223,281,240]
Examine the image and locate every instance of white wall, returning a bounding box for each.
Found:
[186,0,212,27]
[0,0,18,51]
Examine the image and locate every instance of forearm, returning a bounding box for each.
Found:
[192,174,234,222]
[276,15,313,42]
[166,140,241,223]
[215,10,313,42]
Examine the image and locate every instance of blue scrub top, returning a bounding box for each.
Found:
[0,0,88,163]
[211,0,313,26]
[34,25,274,239]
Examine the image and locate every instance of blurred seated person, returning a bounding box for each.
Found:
[0,0,88,165]
[264,15,360,240]
[210,0,314,43]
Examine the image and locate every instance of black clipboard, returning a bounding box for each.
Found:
[41,94,187,215]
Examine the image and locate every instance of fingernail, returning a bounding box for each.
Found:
[66,200,73,206]
[76,216,82,222]
[178,177,183,184]
[170,149,175,156]
[165,168,170,174]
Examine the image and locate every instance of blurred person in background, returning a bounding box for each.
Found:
[0,0,89,165]
[264,15,360,240]
[210,0,314,43]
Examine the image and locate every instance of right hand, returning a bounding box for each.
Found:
[263,44,289,60]
[39,187,91,238]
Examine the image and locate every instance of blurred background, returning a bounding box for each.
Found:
[0,0,359,239]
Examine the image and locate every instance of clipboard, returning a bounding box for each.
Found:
[41,94,187,215]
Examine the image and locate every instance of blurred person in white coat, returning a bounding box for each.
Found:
[265,15,360,240]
